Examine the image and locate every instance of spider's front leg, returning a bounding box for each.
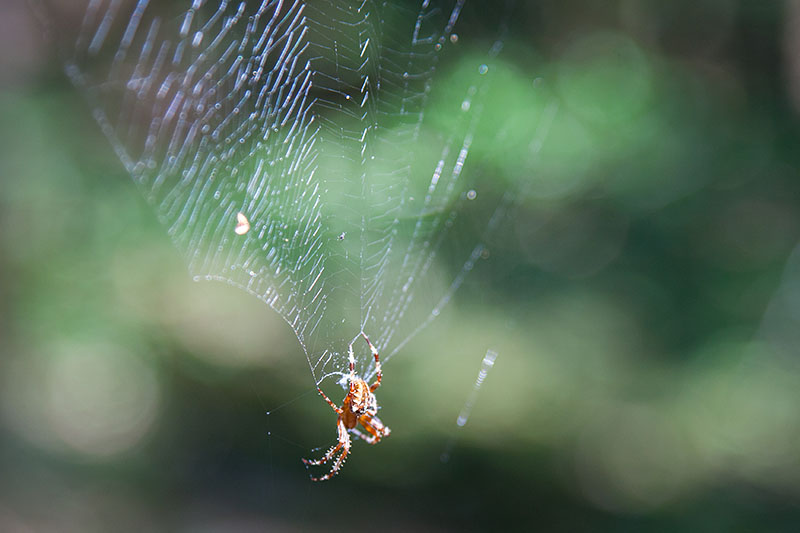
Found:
[350,427,374,444]
[302,418,352,482]
[357,413,391,444]
[302,418,348,465]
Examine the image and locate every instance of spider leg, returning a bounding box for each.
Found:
[347,339,357,377]
[305,419,351,482]
[302,440,343,466]
[358,413,391,443]
[316,387,342,414]
[324,422,351,480]
[350,426,377,444]
[303,334,390,481]
[361,332,382,392]
[302,418,348,466]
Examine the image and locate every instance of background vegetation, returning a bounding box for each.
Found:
[2,1,800,530]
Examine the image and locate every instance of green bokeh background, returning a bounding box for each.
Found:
[3,1,800,530]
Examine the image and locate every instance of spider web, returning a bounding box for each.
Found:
[44,0,550,387]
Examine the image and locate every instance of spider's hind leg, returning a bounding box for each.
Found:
[316,387,342,414]
[360,333,382,392]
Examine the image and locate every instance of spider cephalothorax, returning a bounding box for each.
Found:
[302,333,390,481]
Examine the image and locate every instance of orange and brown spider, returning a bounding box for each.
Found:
[302,332,391,481]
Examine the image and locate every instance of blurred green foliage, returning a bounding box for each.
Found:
[3,1,800,531]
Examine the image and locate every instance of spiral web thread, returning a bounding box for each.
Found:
[54,0,547,386]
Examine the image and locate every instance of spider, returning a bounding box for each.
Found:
[302,332,391,481]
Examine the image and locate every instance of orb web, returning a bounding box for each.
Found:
[47,0,554,387]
